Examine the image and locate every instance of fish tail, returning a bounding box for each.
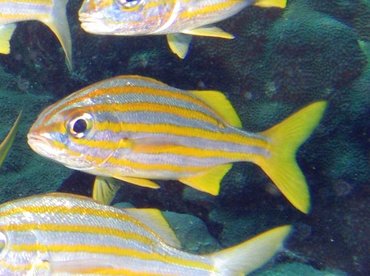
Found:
[41,0,73,70]
[210,225,291,275]
[257,101,327,213]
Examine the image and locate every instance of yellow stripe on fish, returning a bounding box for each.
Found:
[0,192,291,275]
[0,0,73,69]
[78,0,287,58]
[28,75,327,213]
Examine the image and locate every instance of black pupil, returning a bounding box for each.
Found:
[73,119,87,134]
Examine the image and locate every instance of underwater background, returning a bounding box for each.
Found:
[0,0,369,275]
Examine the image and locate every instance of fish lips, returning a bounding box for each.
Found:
[27,133,93,170]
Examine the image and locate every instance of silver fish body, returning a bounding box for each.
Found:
[0,193,290,275]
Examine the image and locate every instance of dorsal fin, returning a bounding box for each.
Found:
[124,208,181,249]
[190,90,242,128]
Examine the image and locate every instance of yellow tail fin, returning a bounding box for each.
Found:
[258,101,327,213]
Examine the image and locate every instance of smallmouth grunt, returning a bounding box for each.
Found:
[0,112,21,168]
[0,0,73,70]
[27,75,327,213]
[0,192,291,275]
[78,0,287,58]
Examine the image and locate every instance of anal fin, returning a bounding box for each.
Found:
[179,164,232,195]
[0,24,16,54]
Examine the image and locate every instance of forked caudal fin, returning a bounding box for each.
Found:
[41,0,73,70]
[210,225,291,275]
[257,101,327,213]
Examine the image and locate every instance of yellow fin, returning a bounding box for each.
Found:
[179,164,232,195]
[40,0,73,70]
[182,26,234,39]
[113,175,160,189]
[0,24,16,54]
[210,225,291,275]
[124,208,181,249]
[254,0,287,8]
[166,33,192,59]
[257,101,327,213]
[190,90,242,128]
[92,176,121,205]
[0,111,22,168]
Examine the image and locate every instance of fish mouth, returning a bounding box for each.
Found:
[27,134,58,159]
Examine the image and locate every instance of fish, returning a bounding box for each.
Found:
[0,112,22,168]
[27,75,327,213]
[0,0,73,70]
[78,0,287,58]
[0,192,291,275]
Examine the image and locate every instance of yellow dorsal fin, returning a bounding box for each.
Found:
[179,164,232,195]
[254,0,287,8]
[124,208,181,249]
[92,176,121,205]
[166,33,192,59]
[40,0,73,70]
[0,24,16,54]
[0,111,21,167]
[182,26,234,39]
[114,175,160,189]
[190,90,242,128]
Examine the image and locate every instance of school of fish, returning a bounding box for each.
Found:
[0,0,330,274]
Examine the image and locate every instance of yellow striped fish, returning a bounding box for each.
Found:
[0,192,290,275]
[27,75,327,213]
[0,0,73,70]
[78,0,287,58]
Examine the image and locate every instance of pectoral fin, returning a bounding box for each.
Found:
[179,164,232,195]
[182,26,234,39]
[167,33,192,59]
[0,24,16,54]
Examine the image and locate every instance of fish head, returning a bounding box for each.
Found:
[78,0,175,35]
[27,95,119,172]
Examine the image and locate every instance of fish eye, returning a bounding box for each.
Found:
[116,0,143,10]
[68,113,93,139]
